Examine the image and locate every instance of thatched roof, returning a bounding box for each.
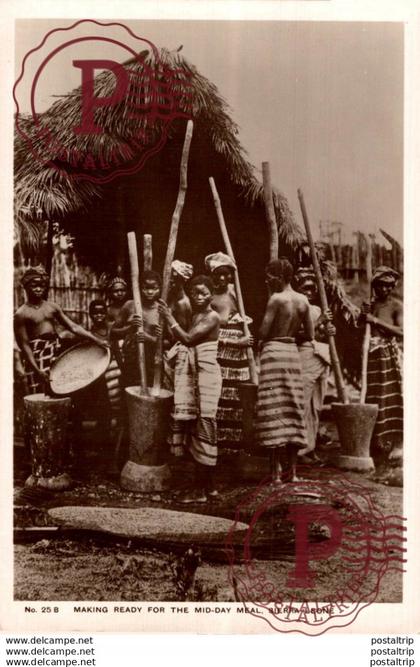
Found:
[14,47,302,248]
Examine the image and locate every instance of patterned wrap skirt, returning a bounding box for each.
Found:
[24,334,61,394]
[216,313,251,446]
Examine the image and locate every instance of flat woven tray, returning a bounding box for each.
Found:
[50,342,110,395]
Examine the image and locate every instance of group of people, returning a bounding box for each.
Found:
[14,252,403,501]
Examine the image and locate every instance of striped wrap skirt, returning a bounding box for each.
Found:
[365,335,403,451]
[257,339,307,450]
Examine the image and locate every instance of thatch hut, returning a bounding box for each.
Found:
[14,47,303,325]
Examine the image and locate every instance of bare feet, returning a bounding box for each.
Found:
[271,448,283,484]
[389,446,403,463]
[298,446,314,458]
[179,490,207,504]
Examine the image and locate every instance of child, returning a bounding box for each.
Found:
[106,277,128,369]
[89,299,122,412]
[111,270,162,388]
[106,277,129,325]
[14,266,107,394]
[158,275,222,503]
[257,259,314,483]
[205,251,253,447]
[361,266,403,464]
[81,300,123,463]
[90,299,110,340]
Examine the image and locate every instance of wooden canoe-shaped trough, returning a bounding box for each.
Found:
[48,506,249,545]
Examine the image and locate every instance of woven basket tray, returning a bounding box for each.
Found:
[50,342,110,395]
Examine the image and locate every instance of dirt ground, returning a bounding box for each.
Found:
[14,416,404,603]
[14,535,402,603]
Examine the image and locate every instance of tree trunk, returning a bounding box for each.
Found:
[262,162,278,261]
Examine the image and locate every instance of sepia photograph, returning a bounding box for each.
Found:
[6,12,411,634]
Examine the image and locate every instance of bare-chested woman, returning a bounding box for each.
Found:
[361,266,403,464]
[257,258,314,483]
[14,266,107,394]
[159,275,222,503]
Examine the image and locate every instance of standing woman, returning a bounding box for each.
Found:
[14,266,108,394]
[205,252,253,448]
[256,259,313,483]
[361,266,403,464]
[159,276,222,502]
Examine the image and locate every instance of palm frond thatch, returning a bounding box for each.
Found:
[14,47,302,248]
[15,216,47,258]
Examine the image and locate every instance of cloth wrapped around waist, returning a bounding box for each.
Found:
[299,340,331,366]
[23,335,61,395]
[257,338,307,449]
[167,341,222,420]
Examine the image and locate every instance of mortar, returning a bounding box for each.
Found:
[331,402,378,471]
[120,386,173,492]
[24,393,72,490]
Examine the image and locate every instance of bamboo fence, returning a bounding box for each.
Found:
[320,235,403,280]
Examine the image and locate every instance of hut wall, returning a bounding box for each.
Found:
[64,125,273,328]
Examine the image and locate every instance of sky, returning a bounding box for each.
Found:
[15,19,404,243]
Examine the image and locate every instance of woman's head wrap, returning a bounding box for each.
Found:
[171,260,193,282]
[205,252,236,273]
[294,267,316,287]
[21,266,49,287]
[107,277,127,290]
[372,266,399,286]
